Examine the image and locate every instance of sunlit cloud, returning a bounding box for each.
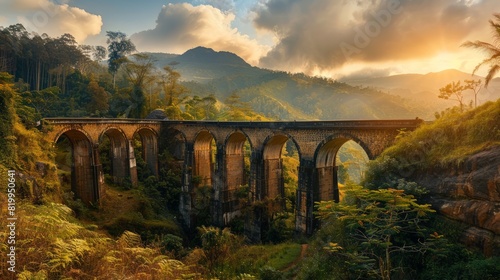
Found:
[1,0,102,43]
[168,0,236,12]
[253,0,499,75]
[131,3,270,65]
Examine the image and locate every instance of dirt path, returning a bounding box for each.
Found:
[282,244,309,272]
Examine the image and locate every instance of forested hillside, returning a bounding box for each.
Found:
[1,24,431,122]
[148,48,429,120]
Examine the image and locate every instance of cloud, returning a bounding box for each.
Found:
[1,0,102,43]
[254,0,499,74]
[166,0,236,12]
[130,3,270,65]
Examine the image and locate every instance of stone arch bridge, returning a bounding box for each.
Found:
[44,118,422,237]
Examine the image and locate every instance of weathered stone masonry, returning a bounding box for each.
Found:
[45,118,421,237]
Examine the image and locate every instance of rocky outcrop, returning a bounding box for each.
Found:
[145,109,167,120]
[414,146,500,256]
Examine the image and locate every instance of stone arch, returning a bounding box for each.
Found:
[55,129,99,204]
[53,127,94,145]
[193,130,216,187]
[134,127,159,176]
[315,133,371,167]
[99,127,129,184]
[314,133,370,202]
[223,131,252,223]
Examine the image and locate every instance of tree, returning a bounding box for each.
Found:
[46,33,88,94]
[161,65,186,107]
[21,87,61,117]
[438,81,467,111]
[183,95,219,120]
[86,78,109,116]
[316,184,437,280]
[222,93,254,120]
[122,53,156,118]
[462,14,500,87]
[198,226,239,274]
[78,45,107,75]
[106,31,135,88]
[160,65,188,120]
[0,72,17,165]
[463,79,482,108]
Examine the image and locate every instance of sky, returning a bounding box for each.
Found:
[1,0,499,79]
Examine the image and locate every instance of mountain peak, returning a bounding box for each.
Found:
[180,46,250,67]
[182,46,216,56]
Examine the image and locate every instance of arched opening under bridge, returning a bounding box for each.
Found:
[55,130,100,205]
[222,132,251,225]
[315,137,369,203]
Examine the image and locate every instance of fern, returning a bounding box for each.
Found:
[117,230,142,248]
[3,202,199,279]
[17,270,48,280]
[47,238,90,271]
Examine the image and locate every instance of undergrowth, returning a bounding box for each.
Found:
[0,201,198,279]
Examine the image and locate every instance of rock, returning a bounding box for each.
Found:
[461,227,500,256]
[35,161,49,177]
[145,109,168,120]
[433,199,500,234]
[414,146,500,255]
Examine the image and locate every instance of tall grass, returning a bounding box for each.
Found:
[384,100,500,167]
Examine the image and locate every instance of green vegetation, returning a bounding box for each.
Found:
[314,184,437,279]
[365,99,500,191]
[0,73,60,202]
[224,243,302,278]
[297,186,500,280]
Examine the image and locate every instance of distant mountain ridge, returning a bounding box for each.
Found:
[142,47,500,120]
[341,69,500,109]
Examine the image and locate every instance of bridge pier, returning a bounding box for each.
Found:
[91,144,104,205]
[213,143,225,227]
[180,143,194,228]
[128,140,138,187]
[296,160,315,235]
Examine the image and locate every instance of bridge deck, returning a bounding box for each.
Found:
[44,118,422,129]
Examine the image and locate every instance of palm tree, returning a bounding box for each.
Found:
[462,14,500,87]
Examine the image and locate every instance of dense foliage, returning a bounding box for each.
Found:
[314,184,437,279]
